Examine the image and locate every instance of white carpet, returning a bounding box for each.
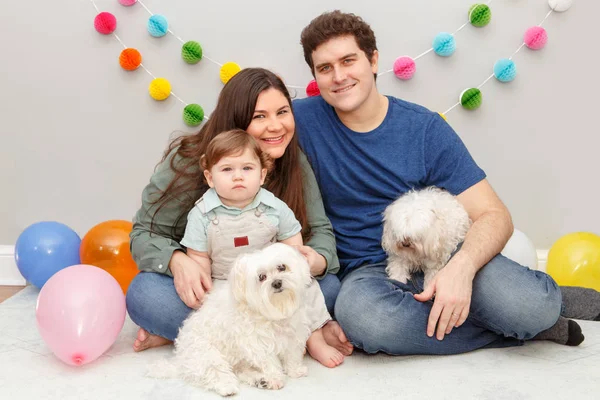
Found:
[1,286,599,399]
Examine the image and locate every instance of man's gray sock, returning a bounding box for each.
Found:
[532,316,584,346]
[560,286,600,320]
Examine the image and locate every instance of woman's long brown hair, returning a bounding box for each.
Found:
[151,68,310,241]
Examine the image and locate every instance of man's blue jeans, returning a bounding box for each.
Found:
[331,253,562,355]
[126,272,341,341]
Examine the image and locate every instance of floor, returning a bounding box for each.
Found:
[0,286,24,303]
[1,286,599,399]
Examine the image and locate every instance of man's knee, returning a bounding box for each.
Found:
[472,254,562,339]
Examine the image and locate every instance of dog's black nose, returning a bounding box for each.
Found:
[272,279,282,290]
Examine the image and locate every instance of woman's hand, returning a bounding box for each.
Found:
[169,250,213,309]
[294,245,327,277]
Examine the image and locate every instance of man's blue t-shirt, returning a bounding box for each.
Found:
[293,95,486,273]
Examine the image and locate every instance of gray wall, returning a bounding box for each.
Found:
[1,0,597,249]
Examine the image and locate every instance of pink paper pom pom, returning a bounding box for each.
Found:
[524,26,548,50]
[118,0,138,5]
[306,80,320,97]
[393,56,416,80]
[94,12,117,35]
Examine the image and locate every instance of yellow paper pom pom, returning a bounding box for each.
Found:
[438,112,447,121]
[220,62,241,84]
[149,78,171,101]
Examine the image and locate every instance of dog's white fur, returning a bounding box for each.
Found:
[382,187,471,289]
[147,243,313,397]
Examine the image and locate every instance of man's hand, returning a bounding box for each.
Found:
[170,251,213,309]
[293,245,327,277]
[413,251,477,340]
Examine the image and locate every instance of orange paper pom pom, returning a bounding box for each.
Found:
[119,48,142,71]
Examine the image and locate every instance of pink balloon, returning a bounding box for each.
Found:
[36,264,126,366]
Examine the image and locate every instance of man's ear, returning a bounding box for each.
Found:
[370,49,379,75]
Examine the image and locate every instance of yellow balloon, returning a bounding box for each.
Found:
[546,232,600,290]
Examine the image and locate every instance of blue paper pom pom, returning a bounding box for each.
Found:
[493,58,517,82]
[433,32,456,57]
[148,15,168,37]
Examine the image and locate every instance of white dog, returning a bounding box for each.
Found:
[148,243,313,397]
[381,187,471,289]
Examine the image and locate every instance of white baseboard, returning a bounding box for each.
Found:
[0,245,26,286]
[536,249,549,272]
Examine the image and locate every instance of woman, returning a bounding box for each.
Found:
[125,68,354,363]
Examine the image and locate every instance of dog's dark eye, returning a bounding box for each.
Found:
[258,274,267,282]
[277,264,287,272]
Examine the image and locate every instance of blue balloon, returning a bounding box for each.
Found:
[14,221,81,289]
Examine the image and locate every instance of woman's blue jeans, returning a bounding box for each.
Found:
[126,272,341,341]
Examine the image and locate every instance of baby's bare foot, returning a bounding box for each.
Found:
[307,329,344,368]
[322,321,353,356]
[133,328,172,352]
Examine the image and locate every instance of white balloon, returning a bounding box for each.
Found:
[548,0,573,12]
[501,229,538,270]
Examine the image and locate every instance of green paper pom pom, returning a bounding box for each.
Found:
[460,88,482,110]
[469,4,491,27]
[182,41,203,64]
[183,104,205,126]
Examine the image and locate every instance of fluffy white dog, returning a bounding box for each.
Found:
[148,243,313,397]
[381,187,471,289]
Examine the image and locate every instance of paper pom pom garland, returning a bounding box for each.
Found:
[91,0,207,127]
[380,2,493,80]
[147,15,168,37]
[442,2,567,118]
[92,0,571,124]
[183,104,205,127]
[94,12,117,35]
[119,48,142,71]
[182,41,203,64]
[306,80,320,97]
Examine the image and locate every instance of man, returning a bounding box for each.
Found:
[293,10,599,355]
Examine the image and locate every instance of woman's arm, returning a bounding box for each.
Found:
[298,151,340,277]
[130,149,201,277]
